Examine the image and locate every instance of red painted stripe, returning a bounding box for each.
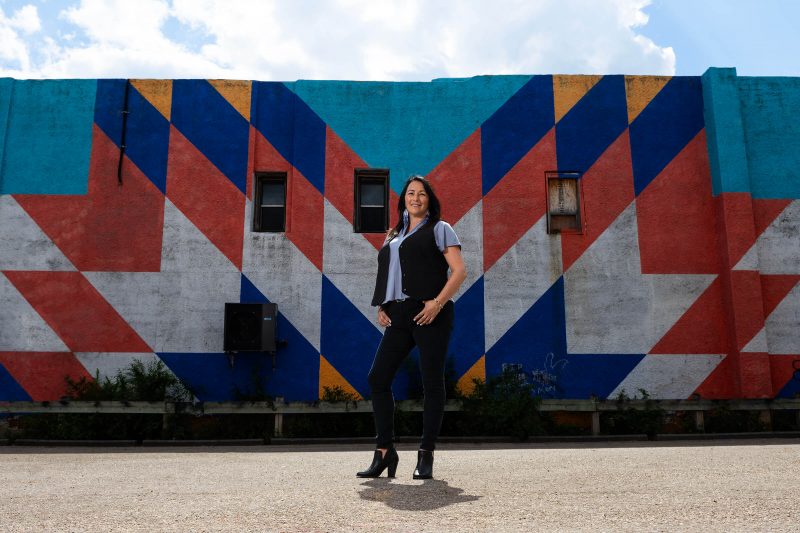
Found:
[2,271,151,352]
[729,270,767,352]
[650,276,728,354]
[637,130,720,274]
[252,128,325,270]
[245,125,257,201]
[694,354,738,399]
[324,127,366,226]
[737,351,772,398]
[752,198,792,237]
[428,129,482,226]
[483,128,555,272]
[770,355,800,397]
[166,126,245,270]
[286,167,324,271]
[760,275,800,319]
[253,127,293,175]
[713,192,757,269]
[15,125,165,272]
[323,127,398,251]
[562,129,635,272]
[0,352,92,401]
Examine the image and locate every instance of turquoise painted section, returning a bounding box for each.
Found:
[702,68,800,199]
[701,68,750,196]
[0,79,96,195]
[0,78,12,193]
[737,76,800,199]
[290,76,531,192]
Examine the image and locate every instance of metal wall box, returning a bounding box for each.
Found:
[223,303,278,352]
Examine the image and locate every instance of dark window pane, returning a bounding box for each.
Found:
[360,181,385,206]
[360,206,385,232]
[260,206,285,232]
[260,180,285,206]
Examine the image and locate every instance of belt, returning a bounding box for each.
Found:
[389,297,419,303]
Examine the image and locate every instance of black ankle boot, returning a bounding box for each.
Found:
[356,448,399,478]
[413,449,433,479]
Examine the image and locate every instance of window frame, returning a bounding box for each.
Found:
[353,168,390,233]
[545,170,584,235]
[253,171,288,233]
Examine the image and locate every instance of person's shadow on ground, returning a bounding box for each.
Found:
[358,478,480,510]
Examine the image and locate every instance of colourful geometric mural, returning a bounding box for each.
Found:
[1,70,798,402]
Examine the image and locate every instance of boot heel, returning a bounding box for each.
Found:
[387,460,399,477]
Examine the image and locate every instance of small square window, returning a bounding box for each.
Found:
[545,171,583,234]
[253,172,287,232]
[354,169,389,233]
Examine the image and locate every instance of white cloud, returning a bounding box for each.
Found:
[0,4,41,73]
[0,0,675,80]
[9,4,41,33]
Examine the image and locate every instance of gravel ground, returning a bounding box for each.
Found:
[1,439,799,532]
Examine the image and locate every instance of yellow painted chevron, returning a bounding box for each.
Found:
[456,354,485,396]
[553,75,602,123]
[208,80,252,121]
[319,354,362,400]
[130,79,172,121]
[625,75,671,124]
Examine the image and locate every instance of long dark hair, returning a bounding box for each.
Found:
[386,175,442,241]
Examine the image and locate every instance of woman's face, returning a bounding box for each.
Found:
[404,180,429,219]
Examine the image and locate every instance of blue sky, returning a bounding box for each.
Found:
[1,0,798,80]
[641,0,800,76]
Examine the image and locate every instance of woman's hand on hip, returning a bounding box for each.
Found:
[414,300,442,326]
[377,307,392,328]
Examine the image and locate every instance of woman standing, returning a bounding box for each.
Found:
[356,175,467,480]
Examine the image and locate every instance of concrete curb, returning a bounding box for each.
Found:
[10,439,138,447]
[141,439,265,447]
[3,432,798,447]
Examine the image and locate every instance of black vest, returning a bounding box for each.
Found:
[371,221,449,306]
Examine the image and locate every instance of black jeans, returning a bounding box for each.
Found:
[367,298,455,451]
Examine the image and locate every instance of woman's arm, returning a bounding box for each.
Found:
[413,245,467,325]
[435,245,467,304]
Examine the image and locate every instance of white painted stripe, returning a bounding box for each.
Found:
[742,328,768,353]
[243,198,322,351]
[0,195,75,271]
[451,200,484,302]
[321,198,382,332]
[85,271,241,353]
[161,198,238,272]
[0,272,69,351]
[75,352,160,381]
[565,202,714,354]
[764,281,800,354]
[749,200,800,275]
[608,354,725,400]
[484,216,562,353]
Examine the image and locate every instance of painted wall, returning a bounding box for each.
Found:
[0,71,798,403]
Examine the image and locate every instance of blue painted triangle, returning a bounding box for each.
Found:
[486,277,644,399]
[95,80,170,194]
[630,76,704,196]
[486,277,568,377]
[290,76,532,193]
[251,82,326,195]
[320,275,382,398]
[171,80,250,194]
[777,374,800,398]
[0,363,31,401]
[156,274,319,401]
[481,75,554,196]
[556,75,628,173]
[449,277,485,379]
[240,273,269,303]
